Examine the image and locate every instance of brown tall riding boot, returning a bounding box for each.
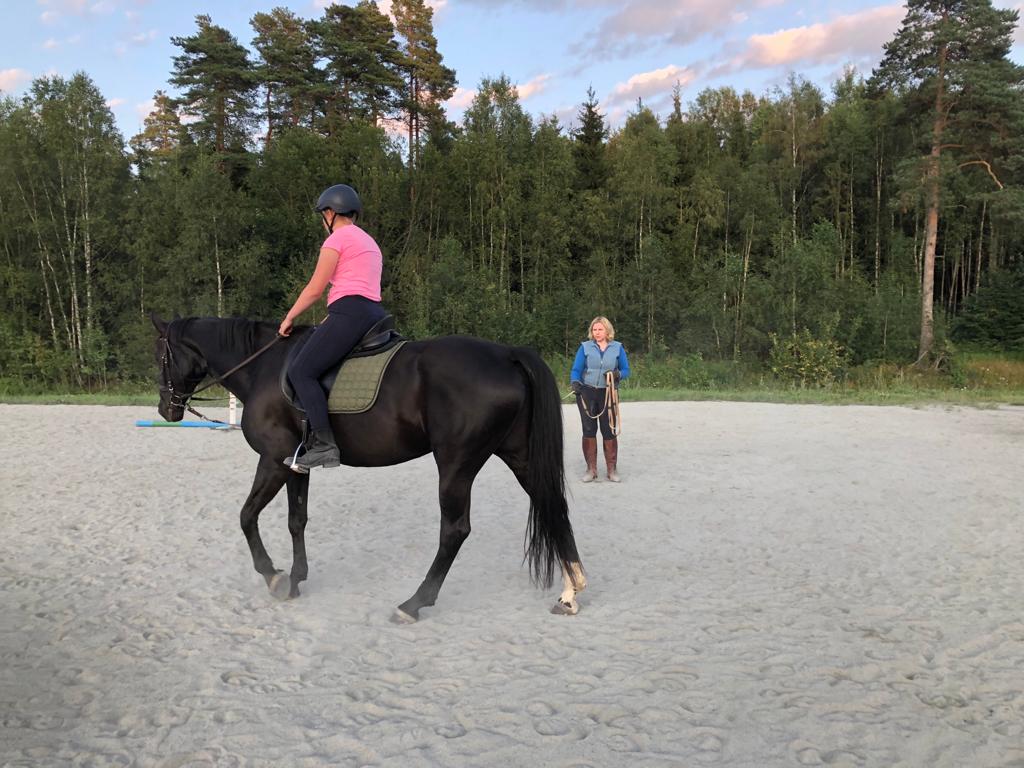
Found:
[604,438,620,482]
[581,437,599,482]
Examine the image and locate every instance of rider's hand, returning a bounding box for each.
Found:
[570,380,582,394]
[278,317,293,337]
[613,369,621,383]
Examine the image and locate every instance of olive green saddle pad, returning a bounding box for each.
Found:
[325,340,407,413]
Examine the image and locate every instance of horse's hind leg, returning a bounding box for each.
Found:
[240,455,290,600]
[394,457,484,623]
[283,471,310,599]
[498,448,587,616]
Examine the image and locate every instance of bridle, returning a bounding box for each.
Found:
[158,326,281,423]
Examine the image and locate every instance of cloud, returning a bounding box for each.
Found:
[515,74,551,100]
[42,33,81,50]
[1012,4,1024,45]
[313,0,447,16]
[573,0,760,60]
[608,64,700,107]
[40,10,59,23]
[0,68,32,94]
[444,87,477,110]
[455,0,617,9]
[131,29,157,44]
[38,0,89,14]
[135,98,155,123]
[106,97,126,108]
[712,5,904,76]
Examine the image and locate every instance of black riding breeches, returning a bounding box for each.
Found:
[576,384,614,439]
[288,295,387,433]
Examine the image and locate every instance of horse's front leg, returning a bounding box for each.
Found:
[240,455,290,599]
[284,470,310,599]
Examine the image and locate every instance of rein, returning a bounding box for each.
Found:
[160,329,282,424]
[577,370,622,436]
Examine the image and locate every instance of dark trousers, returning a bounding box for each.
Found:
[288,295,387,433]
[576,384,614,439]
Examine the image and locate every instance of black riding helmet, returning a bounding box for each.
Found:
[314,184,362,220]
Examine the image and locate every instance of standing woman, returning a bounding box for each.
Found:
[279,184,388,471]
[570,316,630,482]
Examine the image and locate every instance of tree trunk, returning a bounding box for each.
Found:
[975,200,986,292]
[791,101,798,246]
[733,217,753,359]
[874,135,882,293]
[917,41,947,364]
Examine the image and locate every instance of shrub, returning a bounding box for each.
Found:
[768,330,848,387]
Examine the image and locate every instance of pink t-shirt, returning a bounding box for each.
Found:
[323,224,383,305]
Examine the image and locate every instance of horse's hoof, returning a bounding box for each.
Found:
[391,607,418,624]
[267,571,291,601]
[550,599,579,616]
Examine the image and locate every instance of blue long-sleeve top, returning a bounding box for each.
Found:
[571,340,630,388]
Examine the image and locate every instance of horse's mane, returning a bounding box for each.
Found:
[172,316,284,354]
[219,317,280,352]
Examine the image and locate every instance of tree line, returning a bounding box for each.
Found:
[1,0,1022,390]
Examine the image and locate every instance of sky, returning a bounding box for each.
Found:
[2,0,1022,141]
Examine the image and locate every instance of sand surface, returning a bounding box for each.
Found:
[1,401,1023,767]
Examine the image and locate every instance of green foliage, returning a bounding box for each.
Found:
[1,4,1023,393]
[952,265,1024,350]
[769,329,849,387]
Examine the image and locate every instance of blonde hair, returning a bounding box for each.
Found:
[587,316,615,341]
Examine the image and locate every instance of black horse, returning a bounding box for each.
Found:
[151,315,586,621]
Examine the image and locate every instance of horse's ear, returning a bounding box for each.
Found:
[150,311,167,334]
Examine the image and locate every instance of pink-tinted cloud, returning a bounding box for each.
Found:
[314,0,447,16]
[42,33,82,50]
[515,74,551,100]
[713,5,904,76]
[574,0,760,59]
[0,68,32,94]
[134,98,155,123]
[608,64,699,108]
[1012,4,1024,44]
[106,97,126,108]
[38,0,90,15]
[445,87,477,111]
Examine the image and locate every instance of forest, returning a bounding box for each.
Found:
[1,0,1022,393]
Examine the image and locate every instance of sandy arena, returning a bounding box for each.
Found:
[1,401,1023,767]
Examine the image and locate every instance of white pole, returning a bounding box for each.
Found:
[229,393,237,426]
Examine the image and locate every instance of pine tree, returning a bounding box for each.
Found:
[392,0,456,169]
[871,0,1024,362]
[250,8,318,144]
[129,90,184,163]
[311,1,405,130]
[170,14,258,154]
[572,87,608,192]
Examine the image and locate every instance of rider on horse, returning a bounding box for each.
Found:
[278,185,389,471]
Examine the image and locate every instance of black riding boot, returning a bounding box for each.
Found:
[294,429,341,471]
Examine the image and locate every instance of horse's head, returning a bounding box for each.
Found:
[151,313,209,422]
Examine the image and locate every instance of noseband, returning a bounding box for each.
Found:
[158,335,190,411]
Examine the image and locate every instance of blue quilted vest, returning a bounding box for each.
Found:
[580,340,622,388]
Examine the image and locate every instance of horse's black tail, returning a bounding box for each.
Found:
[511,348,580,590]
